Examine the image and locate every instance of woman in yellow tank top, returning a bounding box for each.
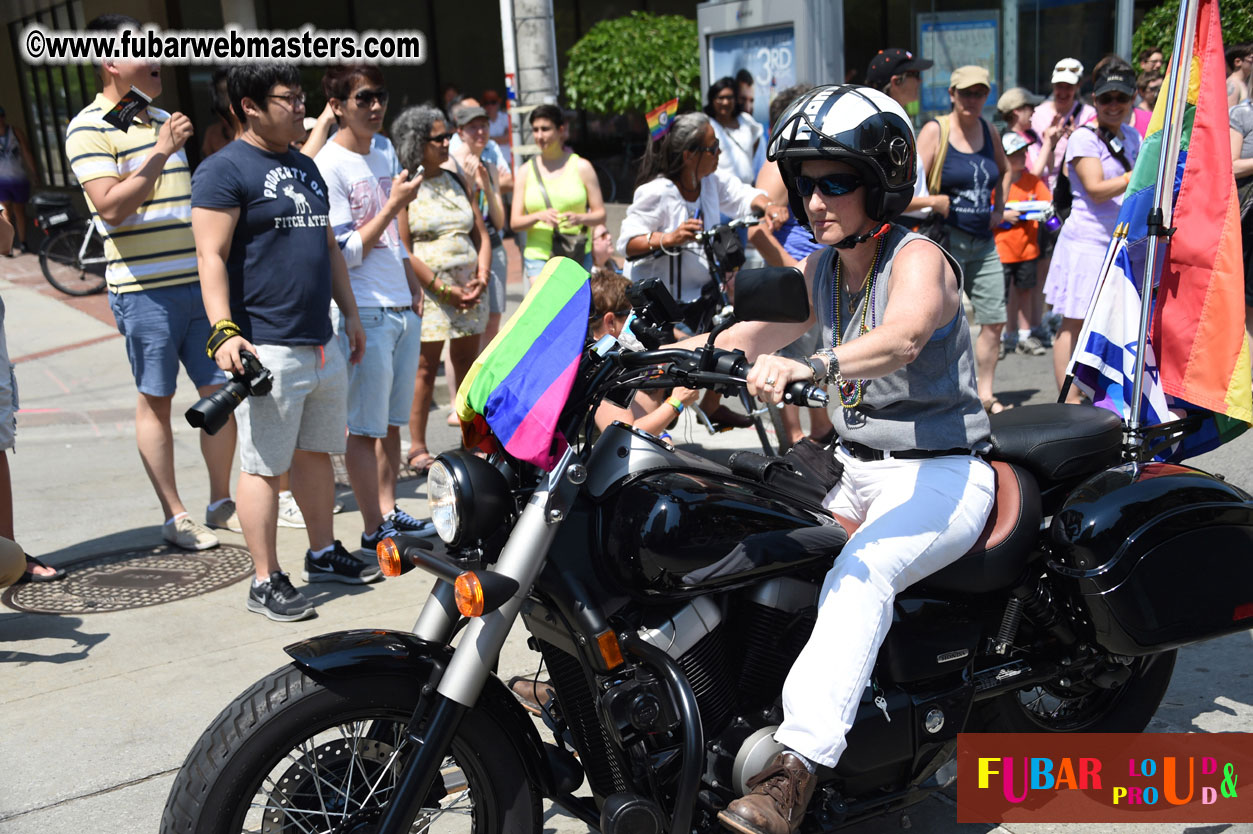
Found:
[510,104,605,285]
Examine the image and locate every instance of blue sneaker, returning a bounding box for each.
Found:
[387,505,436,536]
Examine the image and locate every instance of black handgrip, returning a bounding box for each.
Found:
[783,379,829,407]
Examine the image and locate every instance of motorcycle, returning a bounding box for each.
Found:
[162,266,1253,834]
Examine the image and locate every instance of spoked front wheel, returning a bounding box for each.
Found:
[39,224,106,296]
[161,664,541,834]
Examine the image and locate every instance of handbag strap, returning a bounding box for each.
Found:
[927,115,950,195]
[1081,125,1133,172]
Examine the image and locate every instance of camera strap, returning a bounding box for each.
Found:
[206,321,242,358]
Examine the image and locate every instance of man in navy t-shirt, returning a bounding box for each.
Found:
[191,64,377,623]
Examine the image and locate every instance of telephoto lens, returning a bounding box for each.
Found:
[185,350,272,435]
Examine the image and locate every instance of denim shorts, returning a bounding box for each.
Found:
[236,340,348,476]
[946,228,1007,325]
[107,283,227,397]
[339,307,422,438]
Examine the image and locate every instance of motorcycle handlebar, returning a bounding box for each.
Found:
[625,216,763,262]
[611,347,829,407]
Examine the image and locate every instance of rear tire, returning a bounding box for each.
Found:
[161,664,541,834]
[972,650,1176,733]
[40,224,106,296]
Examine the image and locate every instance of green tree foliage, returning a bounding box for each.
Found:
[565,12,700,115]
[1133,0,1253,63]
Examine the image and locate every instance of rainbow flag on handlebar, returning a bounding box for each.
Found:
[454,258,591,469]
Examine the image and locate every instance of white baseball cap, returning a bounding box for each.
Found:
[1051,58,1084,86]
[1002,132,1030,156]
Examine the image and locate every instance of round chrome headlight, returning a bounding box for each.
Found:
[427,460,461,544]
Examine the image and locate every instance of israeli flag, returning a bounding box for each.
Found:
[1067,229,1174,426]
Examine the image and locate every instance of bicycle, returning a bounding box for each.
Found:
[31,193,107,297]
[627,214,790,456]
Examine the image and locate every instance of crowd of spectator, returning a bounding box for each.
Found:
[3,14,1252,610]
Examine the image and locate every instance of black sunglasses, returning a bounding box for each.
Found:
[794,173,862,198]
[1096,93,1132,105]
[353,88,389,106]
[697,144,721,155]
[427,131,456,143]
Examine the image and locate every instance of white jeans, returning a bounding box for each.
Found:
[774,446,995,767]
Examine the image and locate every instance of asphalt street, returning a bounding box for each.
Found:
[0,243,1250,834]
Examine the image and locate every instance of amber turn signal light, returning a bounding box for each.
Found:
[454,571,486,617]
[377,537,403,578]
[596,629,625,669]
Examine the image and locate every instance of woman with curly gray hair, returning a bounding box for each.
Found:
[392,104,490,474]
[616,110,782,428]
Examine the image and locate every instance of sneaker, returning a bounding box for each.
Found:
[205,499,242,532]
[163,515,219,551]
[1016,335,1048,356]
[361,520,399,552]
[387,505,436,536]
[998,341,1010,360]
[303,541,382,584]
[247,571,315,621]
[277,492,306,528]
[1030,326,1054,348]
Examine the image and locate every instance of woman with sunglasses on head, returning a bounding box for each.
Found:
[617,111,781,428]
[916,65,1012,414]
[392,105,491,475]
[667,87,993,834]
[510,104,605,287]
[1043,59,1141,403]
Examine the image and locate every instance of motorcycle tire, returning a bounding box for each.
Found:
[971,650,1176,733]
[161,663,542,834]
[39,224,106,296]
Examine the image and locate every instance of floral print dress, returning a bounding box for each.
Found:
[408,173,486,341]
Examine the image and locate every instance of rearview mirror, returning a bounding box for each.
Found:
[733,268,810,323]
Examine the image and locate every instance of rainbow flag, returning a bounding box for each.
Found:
[455,258,591,469]
[1073,0,1251,460]
[646,98,679,139]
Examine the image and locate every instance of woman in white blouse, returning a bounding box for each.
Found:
[705,76,765,185]
[617,111,783,426]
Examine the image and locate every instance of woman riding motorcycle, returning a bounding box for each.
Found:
[694,85,997,834]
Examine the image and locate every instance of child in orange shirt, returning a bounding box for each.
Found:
[996,132,1053,356]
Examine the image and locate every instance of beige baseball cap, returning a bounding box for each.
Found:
[950,65,991,90]
[997,86,1045,113]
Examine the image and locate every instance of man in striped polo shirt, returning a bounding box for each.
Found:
[66,14,237,551]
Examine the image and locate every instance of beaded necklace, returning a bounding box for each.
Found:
[830,234,886,409]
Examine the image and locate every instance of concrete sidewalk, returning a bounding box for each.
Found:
[0,249,1250,834]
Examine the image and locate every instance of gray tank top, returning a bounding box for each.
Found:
[813,225,991,452]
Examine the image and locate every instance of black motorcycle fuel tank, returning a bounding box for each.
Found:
[585,424,842,598]
[1050,462,1253,655]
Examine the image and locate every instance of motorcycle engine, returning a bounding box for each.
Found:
[635,577,818,795]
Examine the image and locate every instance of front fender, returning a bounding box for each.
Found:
[285,629,561,796]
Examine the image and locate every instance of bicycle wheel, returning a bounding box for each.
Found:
[40,224,107,296]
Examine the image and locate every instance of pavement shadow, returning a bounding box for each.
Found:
[993,387,1040,408]
[35,526,171,566]
[0,612,109,663]
[302,580,386,607]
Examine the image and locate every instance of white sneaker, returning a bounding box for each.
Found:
[277,492,307,529]
[205,499,242,532]
[163,515,219,551]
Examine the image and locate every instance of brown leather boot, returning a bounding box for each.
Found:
[718,752,817,834]
[507,676,555,716]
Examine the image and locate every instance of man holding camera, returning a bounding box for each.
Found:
[191,64,376,622]
[66,14,237,551]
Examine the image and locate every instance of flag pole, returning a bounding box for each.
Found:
[1128,0,1198,432]
[1059,224,1127,403]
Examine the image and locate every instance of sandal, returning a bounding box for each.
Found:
[405,448,437,476]
[22,554,66,583]
[982,396,1014,415]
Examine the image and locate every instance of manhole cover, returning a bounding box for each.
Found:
[2,543,254,614]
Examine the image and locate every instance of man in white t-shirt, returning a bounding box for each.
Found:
[314,64,430,550]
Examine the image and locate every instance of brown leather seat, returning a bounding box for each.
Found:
[830,460,1042,594]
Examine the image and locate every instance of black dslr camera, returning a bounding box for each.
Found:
[185,350,273,435]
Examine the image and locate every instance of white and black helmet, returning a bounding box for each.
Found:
[768,85,917,228]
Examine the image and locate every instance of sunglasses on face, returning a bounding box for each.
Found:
[901,70,921,80]
[353,88,389,106]
[1096,93,1132,105]
[956,87,989,99]
[697,144,721,155]
[427,131,455,143]
[794,173,862,198]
